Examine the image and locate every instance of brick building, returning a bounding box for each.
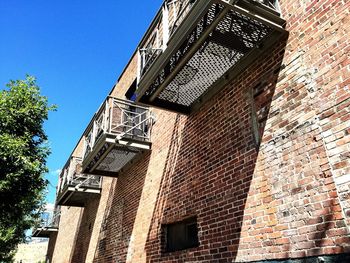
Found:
[34,0,350,262]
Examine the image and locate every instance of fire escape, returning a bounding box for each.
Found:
[47,0,286,222]
[81,97,153,177]
[56,156,102,207]
[32,207,61,238]
[135,0,287,113]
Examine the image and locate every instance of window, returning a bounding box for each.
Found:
[125,79,137,101]
[164,217,199,252]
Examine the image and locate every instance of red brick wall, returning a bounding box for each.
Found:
[142,41,288,262]
[93,153,151,262]
[47,178,115,263]
[92,110,183,263]
[49,206,82,263]
[85,177,116,262]
[48,0,350,262]
[70,196,100,262]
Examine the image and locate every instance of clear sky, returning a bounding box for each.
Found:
[0,0,163,204]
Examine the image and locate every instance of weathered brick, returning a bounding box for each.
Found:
[47,0,350,262]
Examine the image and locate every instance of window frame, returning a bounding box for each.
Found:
[163,216,199,253]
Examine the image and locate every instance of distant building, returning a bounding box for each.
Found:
[15,204,54,263]
[44,0,350,262]
[16,203,56,263]
[14,241,48,263]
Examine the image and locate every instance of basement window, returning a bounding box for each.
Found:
[164,217,199,252]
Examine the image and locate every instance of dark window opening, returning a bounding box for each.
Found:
[98,238,106,252]
[164,217,199,252]
[125,78,137,101]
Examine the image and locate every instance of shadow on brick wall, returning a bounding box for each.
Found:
[142,40,287,262]
[93,153,151,263]
[46,231,57,261]
[70,196,100,262]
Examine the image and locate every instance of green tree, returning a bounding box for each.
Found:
[0,76,56,261]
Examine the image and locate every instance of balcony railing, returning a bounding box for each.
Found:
[137,0,198,82]
[32,209,60,238]
[82,97,153,177]
[136,0,287,114]
[57,156,102,207]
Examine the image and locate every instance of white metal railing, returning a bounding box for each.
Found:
[57,156,102,195]
[252,0,281,13]
[36,207,61,229]
[83,97,153,159]
[137,0,281,81]
[256,0,279,8]
[138,0,197,82]
[169,0,195,35]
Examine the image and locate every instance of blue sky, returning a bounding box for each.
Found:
[0,0,163,204]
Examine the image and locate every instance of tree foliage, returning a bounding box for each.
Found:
[0,76,56,261]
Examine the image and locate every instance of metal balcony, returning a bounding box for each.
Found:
[56,156,102,207]
[136,0,288,114]
[82,97,153,177]
[32,209,60,238]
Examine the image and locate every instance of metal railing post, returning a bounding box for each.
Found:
[109,97,114,134]
[162,3,169,50]
[103,99,108,133]
[67,159,74,184]
[91,119,97,149]
[137,48,142,84]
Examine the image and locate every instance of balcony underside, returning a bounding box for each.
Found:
[137,0,288,114]
[32,227,58,238]
[82,133,151,177]
[56,185,101,207]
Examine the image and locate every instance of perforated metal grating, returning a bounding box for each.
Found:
[158,41,245,106]
[96,146,140,173]
[138,2,282,113]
